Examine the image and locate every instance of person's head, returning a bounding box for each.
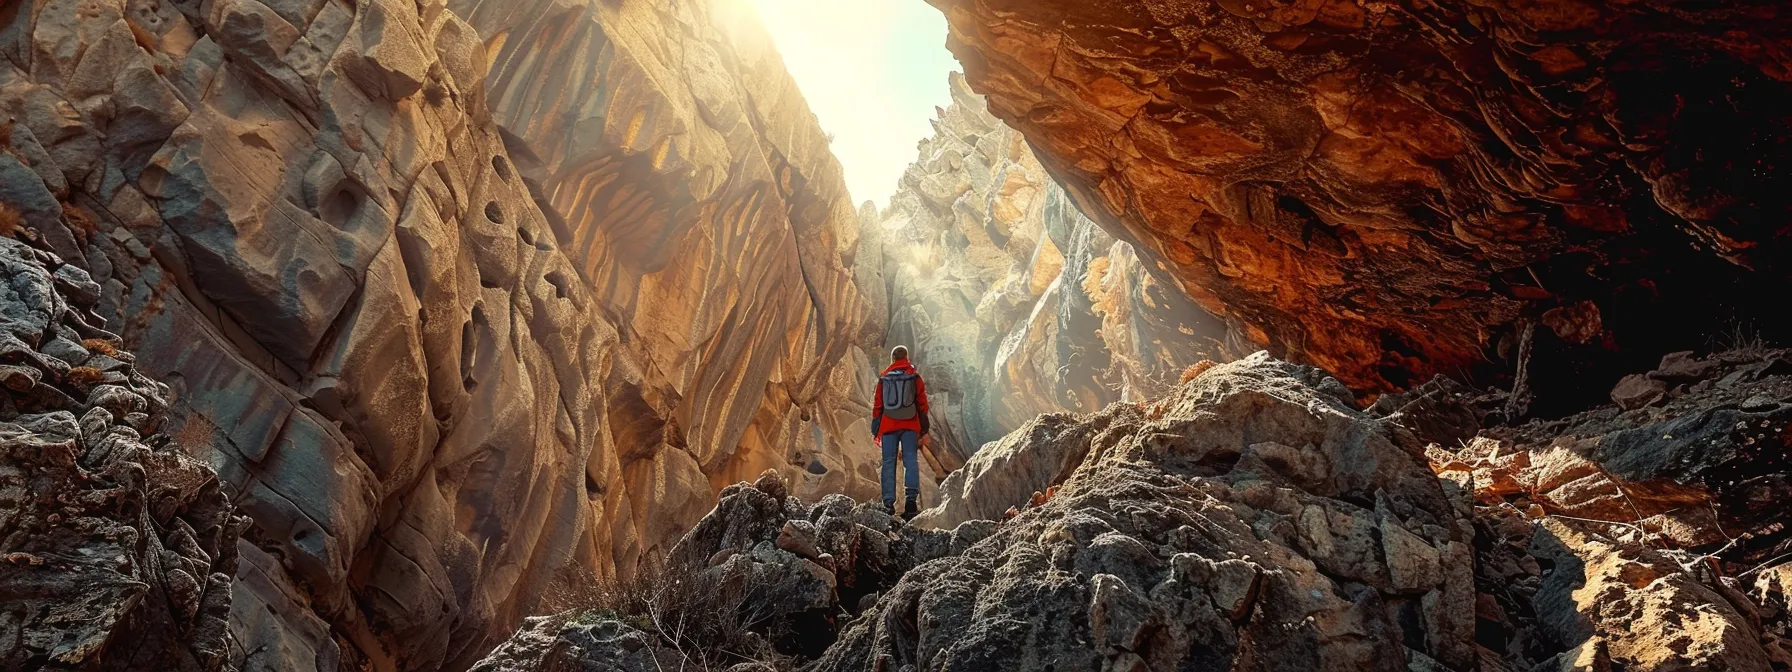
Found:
[891,345,909,362]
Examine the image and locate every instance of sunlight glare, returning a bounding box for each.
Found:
[736,0,961,209]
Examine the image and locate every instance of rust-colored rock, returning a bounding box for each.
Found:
[928,0,1792,407]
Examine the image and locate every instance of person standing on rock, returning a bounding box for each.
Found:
[873,345,930,519]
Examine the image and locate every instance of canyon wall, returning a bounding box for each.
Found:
[445,0,889,504]
[877,73,1227,458]
[0,0,881,669]
[926,0,1792,409]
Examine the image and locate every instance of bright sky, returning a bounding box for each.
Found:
[739,0,962,209]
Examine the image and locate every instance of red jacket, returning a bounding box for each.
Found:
[873,359,929,437]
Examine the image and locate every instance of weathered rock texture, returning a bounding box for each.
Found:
[469,469,997,671]
[477,351,1792,671]
[1434,347,1792,670]
[0,0,882,670]
[0,235,241,671]
[877,73,1227,461]
[823,353,1478,670]
[448,0,890,503]
[928,0,1792,409]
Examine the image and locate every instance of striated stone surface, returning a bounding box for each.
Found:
[878,73,1227,461]
[928,0,1792,408]
[447,0,890,509]
[0,235,241,671]
[467,614,668,672]
[0,0,884,670]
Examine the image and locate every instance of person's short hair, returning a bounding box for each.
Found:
[891,345,909,362]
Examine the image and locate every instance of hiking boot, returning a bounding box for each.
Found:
[882,501,895,516]
[901,495,920,521]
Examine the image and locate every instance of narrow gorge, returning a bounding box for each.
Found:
[0,1,1787,671]
[869,72,1225,466]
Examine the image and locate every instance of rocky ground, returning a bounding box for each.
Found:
[474,351,1792,671]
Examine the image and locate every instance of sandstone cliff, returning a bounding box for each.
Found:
[447,0,888,505]
[926,0,1792,409]
[878,73,1227,460]
[0,0,882,670]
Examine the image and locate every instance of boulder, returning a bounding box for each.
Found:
[1611,374,1667,410]
[1529,519,1770,671]
[468,615,667,672]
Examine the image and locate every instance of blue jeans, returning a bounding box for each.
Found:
[880,430,920,505]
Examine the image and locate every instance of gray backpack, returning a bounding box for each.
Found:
[880,371,918,420]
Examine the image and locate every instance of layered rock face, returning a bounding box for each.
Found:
[447,0,888,504]
[0,235,240,671]
[877,73,1227,460]
[3,2,632,667]
[0,0,882,670]
[927,0,1792,408]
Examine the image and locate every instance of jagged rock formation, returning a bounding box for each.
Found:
[877,73,1227,461]
[448,0,889,504]
[480,350,1791,671]
[0,235,240,671]
[823,353,1478,670]
[469,469,997,671]
[0,0,883,670]
[927,0,1792,409]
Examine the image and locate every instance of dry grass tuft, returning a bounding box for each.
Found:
[64,366,106,389]
[1180,359,1218,384]
[63,202,98,244]
[81,338,118,357]
[171,415,221,457]
[422,82,449,106]
[561,561,790,671]
[1711,319,1773,357]
[0,204,22,239]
